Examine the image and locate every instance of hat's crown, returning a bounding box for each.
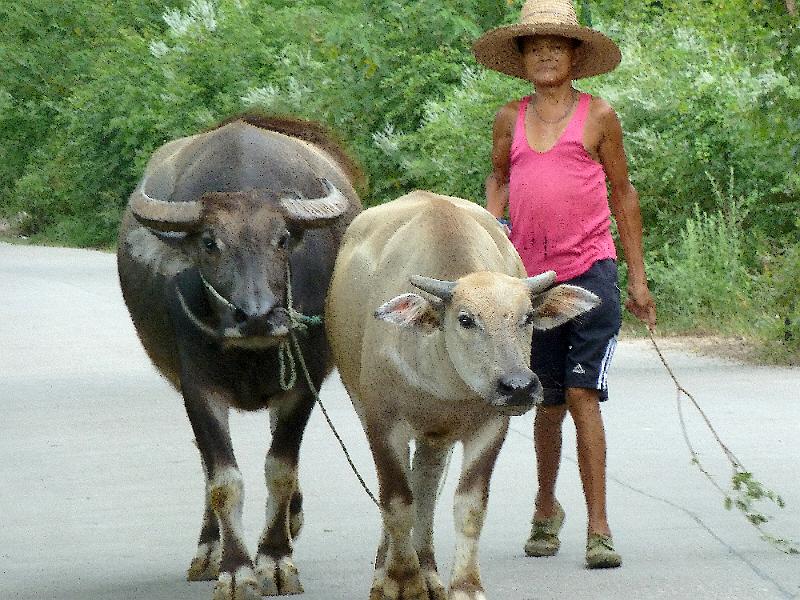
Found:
[471,0,621,80]
[520,0,579,26]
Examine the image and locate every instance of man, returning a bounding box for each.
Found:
[473,0,657,569]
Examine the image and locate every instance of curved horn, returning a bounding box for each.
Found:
[524,270,557,294]
[129,173,202,233]
[410,275,457,302]
[279,178,349,225]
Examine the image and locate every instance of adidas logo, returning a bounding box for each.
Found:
[572,363,586,374]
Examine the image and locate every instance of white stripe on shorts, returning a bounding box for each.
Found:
[597,336,618,390]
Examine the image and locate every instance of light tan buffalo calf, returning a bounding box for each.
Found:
[326,191,599,600]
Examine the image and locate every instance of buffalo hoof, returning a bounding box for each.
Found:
[255,554,303,595]
[448,589,487,600]
[422,570,447,600]
[187,541,221,581]
[212,566,261,600]
[369,567,431,600]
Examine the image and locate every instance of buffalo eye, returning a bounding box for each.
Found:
[523,311,536,327]
[458,313,476,329]
[278,230,291,249]
[201,234,218,252]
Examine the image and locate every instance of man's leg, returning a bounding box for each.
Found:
[533,404,568,520]
[565,386,610,536]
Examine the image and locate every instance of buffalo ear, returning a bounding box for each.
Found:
[530,284,600,330]
[374,293,442,332]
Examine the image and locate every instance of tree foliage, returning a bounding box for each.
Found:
[0,0,798,355]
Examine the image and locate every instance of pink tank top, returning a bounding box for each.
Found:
[508,93,616,282]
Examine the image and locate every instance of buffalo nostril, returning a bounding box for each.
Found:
[497,380,515,395]
[234,308,248,324]
[497,373,536,396]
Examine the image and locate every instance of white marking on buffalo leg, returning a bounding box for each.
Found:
[210,466,245,525]
[254,555,303,596]
[213,565,261,600]
[256,455,302,595]
[449,418,506,597]
[187,540,221,581]
[379,497,427,600]
[187,395,228,581]
[384,496,416,565]
[261,455,297,544]
[208,465,253,585]
[450,488,485,592]
[369,423,428,599]
[449,590,488,600]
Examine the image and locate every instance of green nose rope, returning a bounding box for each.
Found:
[278,263,323,391]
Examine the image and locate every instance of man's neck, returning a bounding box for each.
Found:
[532,82,576,106]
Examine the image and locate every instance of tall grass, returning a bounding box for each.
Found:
[755,236,800,362]
[646,171,757,333]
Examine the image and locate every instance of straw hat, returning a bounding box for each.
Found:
[472,0,621,80]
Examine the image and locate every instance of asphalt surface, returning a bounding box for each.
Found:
[2,241,799,600]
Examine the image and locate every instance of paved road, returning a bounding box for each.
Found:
[2,242,799,600]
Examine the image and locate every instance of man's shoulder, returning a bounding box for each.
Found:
[493,99,523,134]
[586,94,618,123]
[496,98,523,118]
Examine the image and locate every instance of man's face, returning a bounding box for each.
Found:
[520,34,577,86]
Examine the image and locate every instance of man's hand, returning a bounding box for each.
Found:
[497,217,511,238]
[625,280,656,330]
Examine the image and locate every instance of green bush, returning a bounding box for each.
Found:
[2,0,523,241]
[755,232,800,360]
[1,0,798,356]
[5,1,328,245]
[647,199,755,332]
[584,19,799,244]
[0,1,175,209]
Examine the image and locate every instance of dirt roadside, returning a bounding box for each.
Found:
[620,331,795,366]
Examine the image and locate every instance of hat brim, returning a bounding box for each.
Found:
[472,23,621,80]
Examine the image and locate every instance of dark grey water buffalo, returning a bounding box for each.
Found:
[117,114,362,599]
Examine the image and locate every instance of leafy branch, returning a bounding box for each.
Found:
[647,327,799,554]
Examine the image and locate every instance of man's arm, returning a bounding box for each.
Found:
[486,103,517,224]
[597,103,657,328]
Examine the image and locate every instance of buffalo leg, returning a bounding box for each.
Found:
[448,417,508,600]
[183,388,260,600]
[367,422,430,600]
[255,390,314,595]
[410,441,449,600]
[186,403,226,581]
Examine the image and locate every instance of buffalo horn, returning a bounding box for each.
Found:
[129,175,202,233]
[410,275,456,302]
[279,179,348,225]
[524,270,557,294]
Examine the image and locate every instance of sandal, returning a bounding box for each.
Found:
[585,533,622,569]
[524,502,565,557]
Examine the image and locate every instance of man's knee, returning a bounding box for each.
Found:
[565,387,601,412]
[535,404,568,428]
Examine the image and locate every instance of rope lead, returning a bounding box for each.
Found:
[277,263,380,507]
[278,262,320,391]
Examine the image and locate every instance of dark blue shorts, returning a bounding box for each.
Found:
[531,259,621,406]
